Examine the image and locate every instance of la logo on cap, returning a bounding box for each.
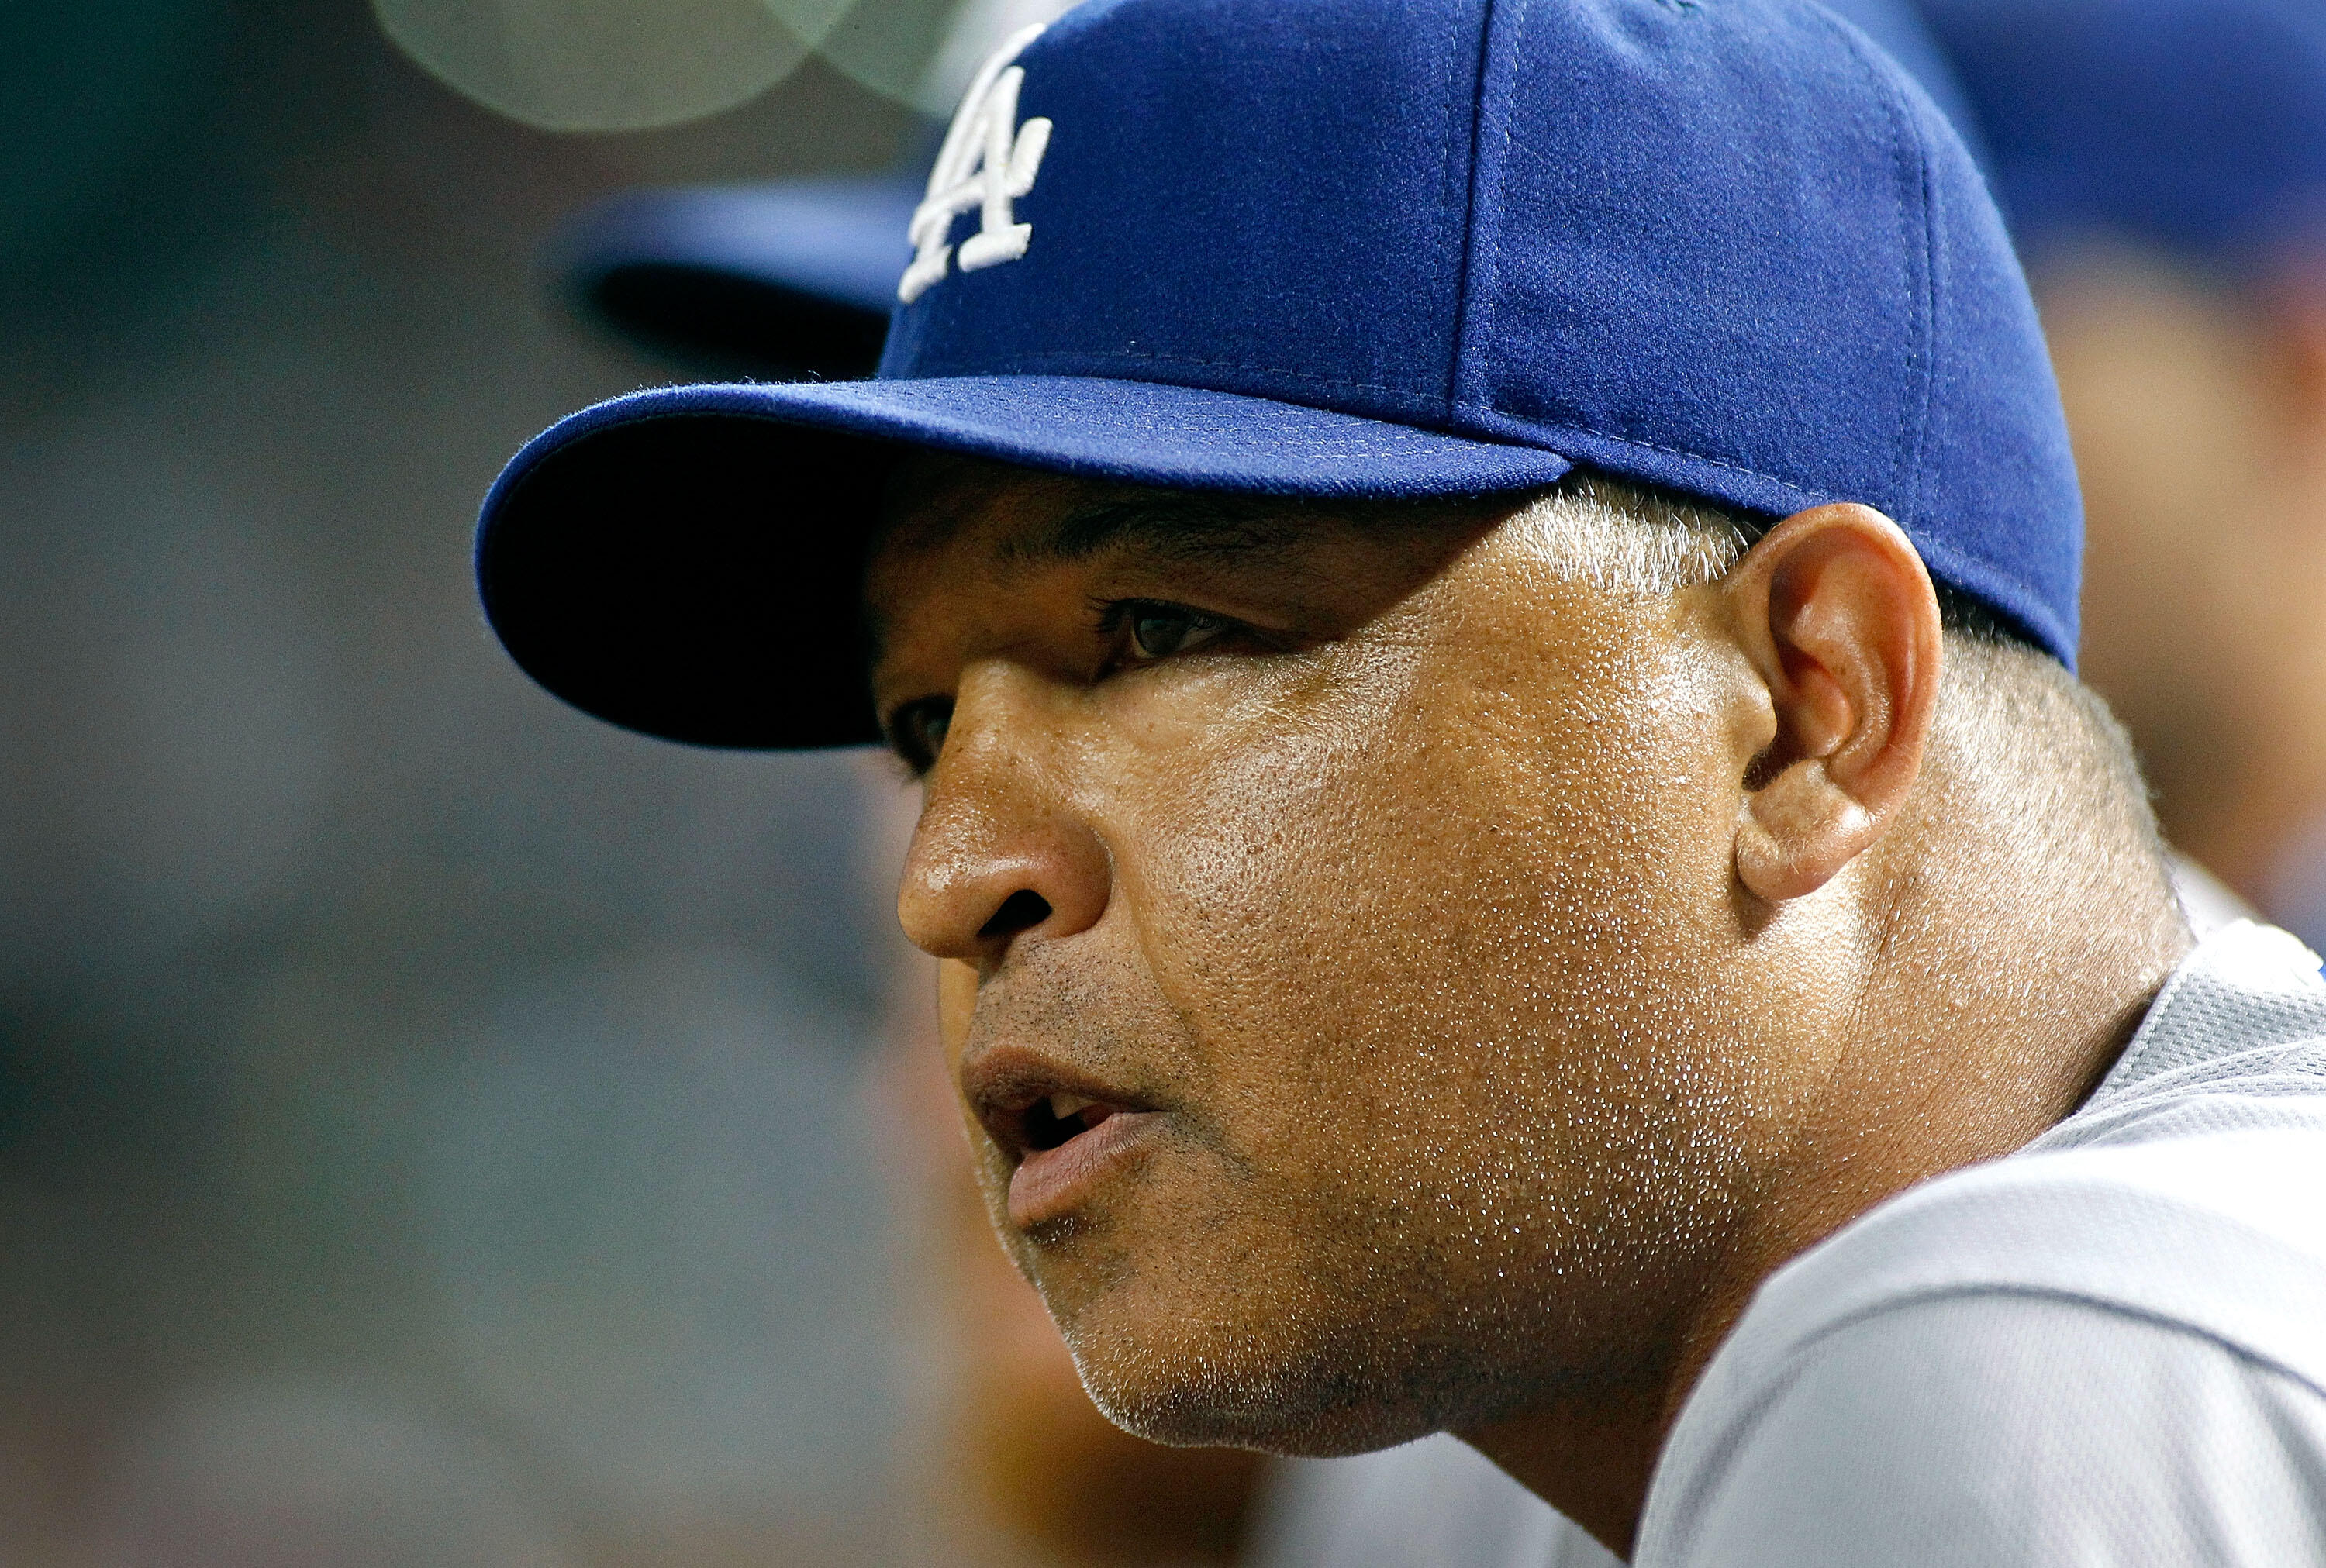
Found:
[899,25,1055,304]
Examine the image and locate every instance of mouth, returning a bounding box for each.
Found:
[968,1057,1168,1229]
[1020,1090,1123,1151]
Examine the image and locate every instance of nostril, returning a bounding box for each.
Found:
[980,888,1052,941]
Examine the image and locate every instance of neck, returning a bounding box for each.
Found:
[1458,836,2189,1559]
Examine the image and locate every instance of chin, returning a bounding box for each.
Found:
[1075,1356,1428,1456]
[1054,1285,1456,1458]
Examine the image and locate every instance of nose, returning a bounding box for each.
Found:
[896,671,1111,971]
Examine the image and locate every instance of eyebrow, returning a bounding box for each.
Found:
[864,488,1431,685]
[998,494,1324,571]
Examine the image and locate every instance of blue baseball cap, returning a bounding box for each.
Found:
[1924,0,2326,267]
[477,0,2079,750]
[547,0,1988,382]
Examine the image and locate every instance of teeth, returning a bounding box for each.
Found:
[1049,1092,1096,1119]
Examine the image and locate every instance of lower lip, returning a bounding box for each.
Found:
[1008,1111,1165,1229]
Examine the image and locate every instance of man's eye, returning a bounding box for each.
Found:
[891,698,953,771]
[1124,603,1229,661]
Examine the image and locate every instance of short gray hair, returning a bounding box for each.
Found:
[1509,472,2175,895]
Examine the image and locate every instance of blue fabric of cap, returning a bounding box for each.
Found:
[478,0,2079,750]
[1924,0,2326,267]
[548,0,1984,363]
[1811,0,1994,181]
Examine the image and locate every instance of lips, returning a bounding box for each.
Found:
[965,1052,1165,1229]
[1008,1105,1164,1226]
[1022,1090,1118,1151]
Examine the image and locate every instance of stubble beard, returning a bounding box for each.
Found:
[1018,1141,1728,1458]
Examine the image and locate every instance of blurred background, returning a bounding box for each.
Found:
[8,0,2326,1564]
[0,5,924,1563]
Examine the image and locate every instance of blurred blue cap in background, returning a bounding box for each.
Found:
[554,169,920,377]
[1924,0,2326,268]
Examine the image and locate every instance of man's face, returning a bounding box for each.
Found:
[868,457,1796,1453]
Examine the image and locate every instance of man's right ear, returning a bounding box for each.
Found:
[1716,503,1944,904]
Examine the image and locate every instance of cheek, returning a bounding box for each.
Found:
[1097,612,1762,1239]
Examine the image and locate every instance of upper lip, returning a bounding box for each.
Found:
[963,1044,1158,1164]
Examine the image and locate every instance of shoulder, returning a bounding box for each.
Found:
[1787,1125,2326,1373]
[1758,925,2326,1400]
[1640,1120,2326,1565]
[1639,1288,2326,1566]
[1639,924,2326,1565]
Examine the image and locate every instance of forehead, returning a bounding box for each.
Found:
[865,453,1465,656]
[865,457,1189,672]
[872,453,1366,579]
[871,452,1092,573]
[869,451,1525,588]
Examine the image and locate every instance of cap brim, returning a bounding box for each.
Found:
[475,377,1576,750]
[550,176,921,377]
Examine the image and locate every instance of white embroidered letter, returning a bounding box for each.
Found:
[898,23,1054,305]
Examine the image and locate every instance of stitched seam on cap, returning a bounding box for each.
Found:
[1909,129,1939,522]
[1428,1,1471,405]
[992,360,1850,491]
[975,348,1448,408]
[888,357,1840,495]
[1476,0,1827,490]
[1452,401,1834,495]
[1444,0,1502,414]
[1812,4,1934,519]
[1894,50,1940,523]
[1481,0,1533,415]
